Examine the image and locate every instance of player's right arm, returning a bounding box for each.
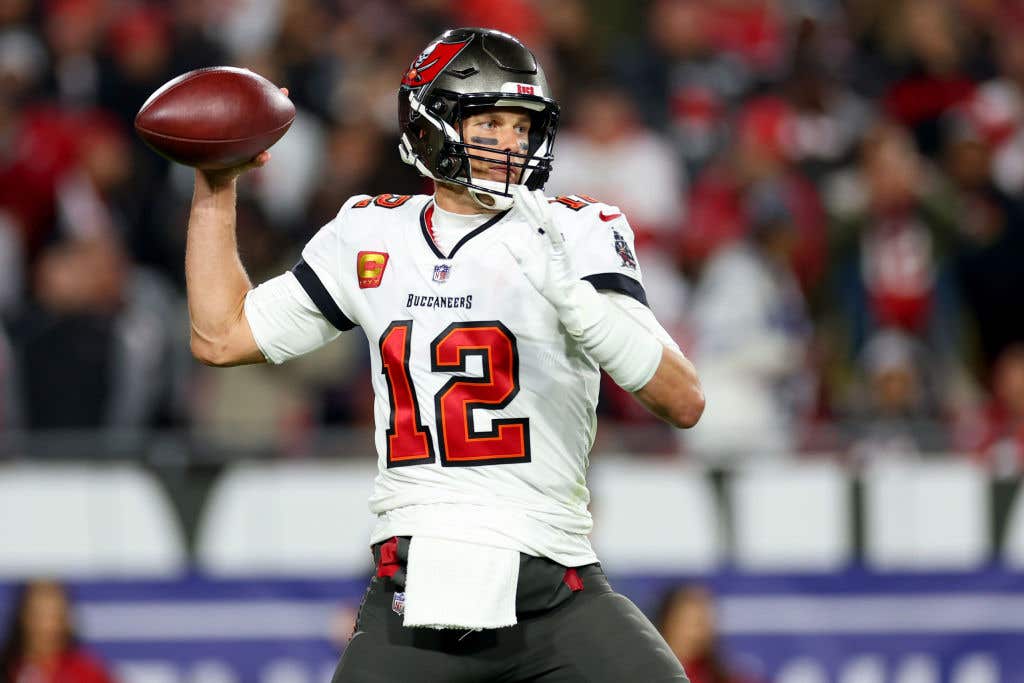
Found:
[186,156,356,367]
[186,161,267,366]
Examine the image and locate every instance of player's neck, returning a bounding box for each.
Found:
[433,182,500,216]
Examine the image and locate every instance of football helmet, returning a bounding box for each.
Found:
[398,28,560,211]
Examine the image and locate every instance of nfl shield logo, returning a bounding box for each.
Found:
[392,591,406,616]
[432,264,451,283]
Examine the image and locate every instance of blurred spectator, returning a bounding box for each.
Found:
[0,212,23,317]
[98,4,173,123]
[0,579,115,683]
[881,0,981,157]
[942,111,1024,374]
[166,0,228,77]
[845,328,950,462]
[682,96,827,290]
[215,0,282,59]
[0,105,80,262]
[783,19,875,180]
[0,321,18,431]
[0,21,47,104]
[618,0,753,174]
[549,83,686,237]
[261,0,338,122]
[656,584,757,683]
[41,0,107,107]
[535,0,602,103]
[9,232,188,431]
[826,123,961,364]
[975,10,1024,198]
[681,181,813,461]
[966,344,1024,477]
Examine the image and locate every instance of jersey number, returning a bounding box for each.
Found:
[380,321,530,468]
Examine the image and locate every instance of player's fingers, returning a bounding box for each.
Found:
[531,190,564,249]
[545,225,565,250]
[238,151,270,172]
[511,185,541,227]
[511,184,531,210]
[280,87,289,98]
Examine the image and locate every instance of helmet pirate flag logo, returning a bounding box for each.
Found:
[402,39,471,87]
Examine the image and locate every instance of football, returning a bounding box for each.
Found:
[134,67,295,170]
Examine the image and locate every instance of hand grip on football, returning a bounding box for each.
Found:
[134,67,294,170]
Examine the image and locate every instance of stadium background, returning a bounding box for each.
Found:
[3,0,1024,681]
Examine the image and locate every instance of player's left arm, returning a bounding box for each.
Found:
[602,291,704,428]
[509,188,704,429]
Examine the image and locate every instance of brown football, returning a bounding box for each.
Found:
[134,67,295,170]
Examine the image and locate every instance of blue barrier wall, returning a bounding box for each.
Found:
[3,567,1023,683]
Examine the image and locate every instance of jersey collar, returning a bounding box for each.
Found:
[419,200,511,260]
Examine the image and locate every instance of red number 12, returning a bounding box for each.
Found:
[379,320,530,468]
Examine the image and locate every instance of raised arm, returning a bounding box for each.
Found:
[185,156,268,367]
[507,187,705,429]
[604,292,704,428]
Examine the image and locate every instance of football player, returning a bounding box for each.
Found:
[186,27,703,683]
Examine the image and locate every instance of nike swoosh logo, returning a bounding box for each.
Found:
[599,211,622,222]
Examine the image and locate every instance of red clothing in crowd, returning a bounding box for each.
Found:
[682,165,826,289]
[967,401,1024,475]
[8,649,114,683]
[683,654,758,683]
[0,106,80,258]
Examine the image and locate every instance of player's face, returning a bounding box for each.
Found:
[461,107,532,184]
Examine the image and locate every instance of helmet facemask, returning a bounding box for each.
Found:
[400,90,559,210]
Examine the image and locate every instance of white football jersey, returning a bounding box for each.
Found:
[245,192,647,566]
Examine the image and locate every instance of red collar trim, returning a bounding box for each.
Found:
[424,202,436,242]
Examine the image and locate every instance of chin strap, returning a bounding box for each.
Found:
[468,179,516,211]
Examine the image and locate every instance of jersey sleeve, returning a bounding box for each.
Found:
[244,271,341,364]
[561,202,648,307]
[289,195,368,332]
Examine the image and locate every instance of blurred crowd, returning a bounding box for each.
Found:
[4,0,1024,471]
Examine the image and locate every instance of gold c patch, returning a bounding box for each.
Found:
[357,251,389,289]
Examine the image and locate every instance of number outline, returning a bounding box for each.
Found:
[353,194,413,209]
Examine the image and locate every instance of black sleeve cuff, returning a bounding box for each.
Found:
[291,259,357,331]
[582,273,649,307]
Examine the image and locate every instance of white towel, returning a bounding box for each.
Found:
[403,536,520,630]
